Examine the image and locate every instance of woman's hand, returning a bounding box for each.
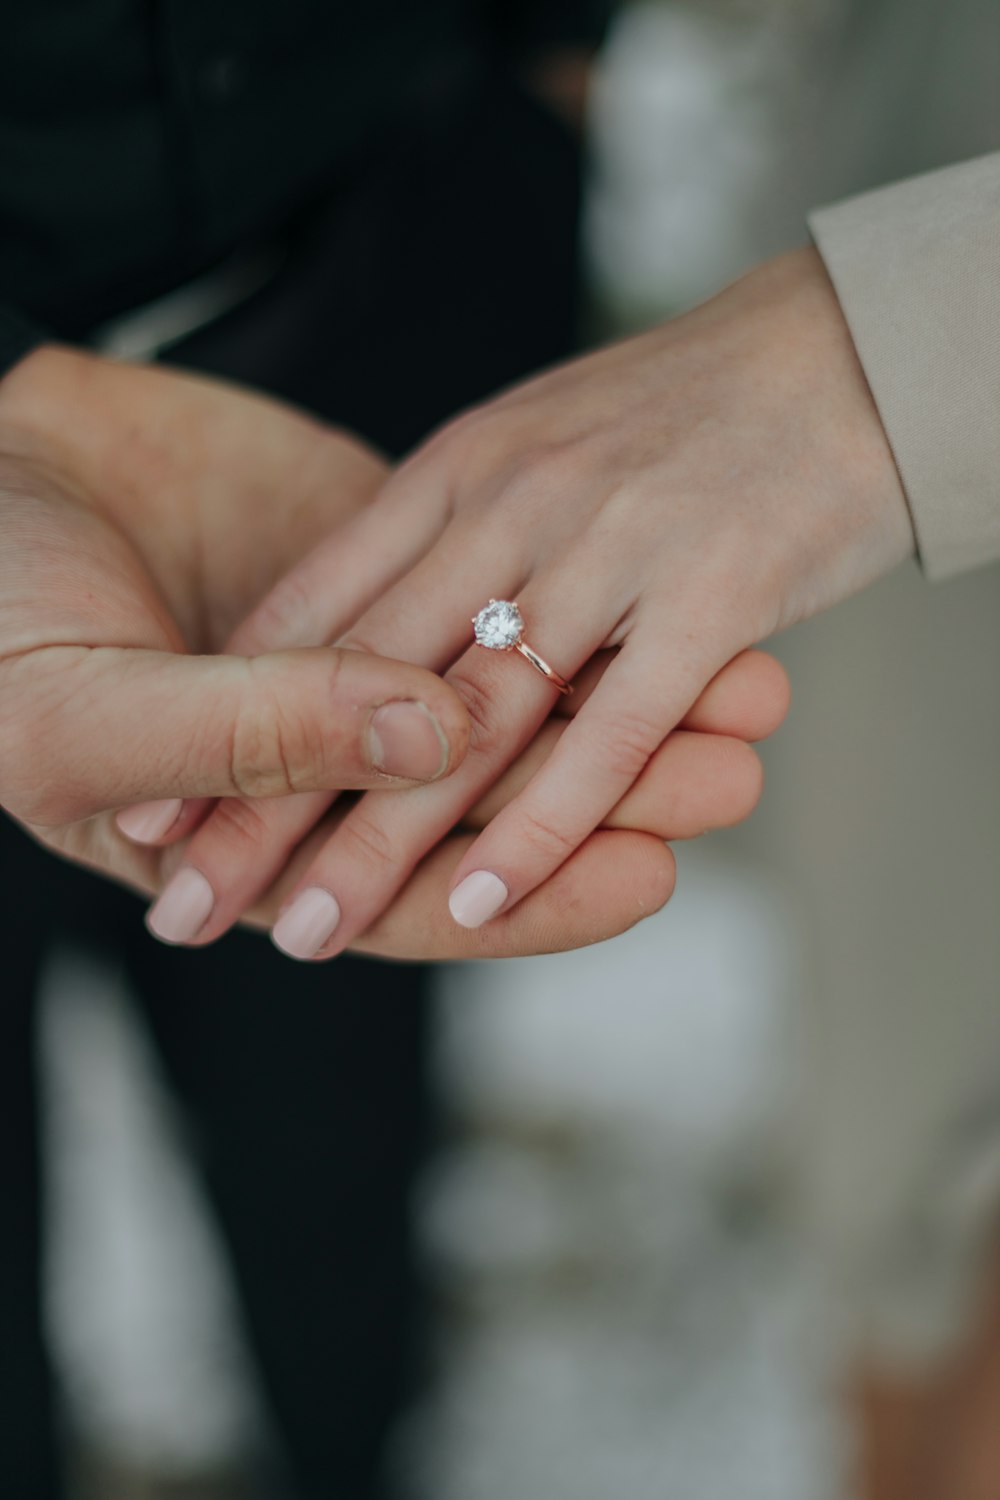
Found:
[155,244,907,958]
[0,347,469,890]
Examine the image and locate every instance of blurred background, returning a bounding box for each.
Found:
[34,2,1000,1497]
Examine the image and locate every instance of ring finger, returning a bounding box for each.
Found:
[268,567,626,959]
[144,524,530,945]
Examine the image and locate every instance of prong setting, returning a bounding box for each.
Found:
[472,599,524,650]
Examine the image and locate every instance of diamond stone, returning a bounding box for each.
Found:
[473,599,523,650]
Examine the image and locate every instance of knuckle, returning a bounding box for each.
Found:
[395,407,492,494]
[334,632,381,658]
[339,809,398,875]
[516,805,579,863]
[248,569,316,651]
[445,667,504,759]
[430,405,486,453]
[227,662,315,798]
[200,795,273,857]
[440,403,511,463]
[590,708,663,782]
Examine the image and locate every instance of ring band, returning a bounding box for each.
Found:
[471,599,573,695]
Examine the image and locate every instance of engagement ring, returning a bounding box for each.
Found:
[471,600,572,695]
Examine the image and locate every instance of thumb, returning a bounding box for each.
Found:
[4,644,470,826]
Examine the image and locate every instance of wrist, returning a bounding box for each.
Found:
[739,245,918,618]
[783,245,917,574]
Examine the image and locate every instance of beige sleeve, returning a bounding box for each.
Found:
[809,152,1000,581]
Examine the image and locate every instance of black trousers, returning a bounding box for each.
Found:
[0,73,582,1500]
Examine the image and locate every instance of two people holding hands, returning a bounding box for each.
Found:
[5,3,998,1496]
[104,242,913,960]
[0,340,789,961]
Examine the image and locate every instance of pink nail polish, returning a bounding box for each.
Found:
[272,887,341,960]
[147,867,214,945]
[448,870,508,929]
[117,799,184,844]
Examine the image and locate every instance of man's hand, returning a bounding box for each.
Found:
[0,346,470,885]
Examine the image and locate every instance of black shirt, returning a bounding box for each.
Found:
[0,1,612,374]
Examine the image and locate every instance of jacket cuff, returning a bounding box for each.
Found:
[809,152,1000,581]
[0,307,48,382]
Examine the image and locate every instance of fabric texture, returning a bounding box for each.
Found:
[810,150,1000,581]
[1,1,612,342]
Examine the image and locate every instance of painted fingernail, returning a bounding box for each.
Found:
[368,700,449,781]
[272,887,341,960]
[448,870,508,929]
[147,867,214,945]
[117,798,184,844]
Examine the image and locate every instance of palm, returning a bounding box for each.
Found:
[0,348,384,660]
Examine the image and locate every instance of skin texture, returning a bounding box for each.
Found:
[0,350,471,849]
[166,244,913,960]
[0,346,788,961]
